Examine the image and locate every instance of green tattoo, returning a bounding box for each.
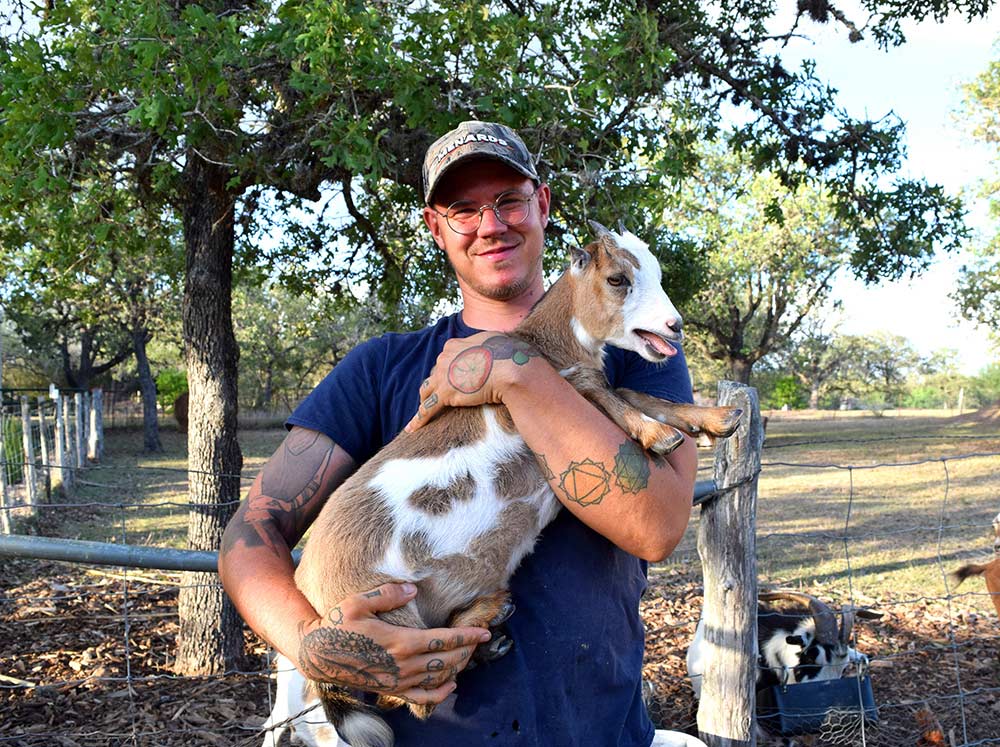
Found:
[613,440,651,493]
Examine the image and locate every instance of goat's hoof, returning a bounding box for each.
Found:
[488,600,516,627]
[649,430,685,455]
[478,634,513,662]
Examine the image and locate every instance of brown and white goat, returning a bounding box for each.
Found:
[951,512,1000,617]
[292,224,741,747]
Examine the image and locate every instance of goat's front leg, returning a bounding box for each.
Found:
[616,388,742,440]
[562,367,685,455]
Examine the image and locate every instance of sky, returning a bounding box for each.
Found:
[774,3,999,374]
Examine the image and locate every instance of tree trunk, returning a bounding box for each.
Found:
[728,358,753,384]
[262,365,273,411]
[174,154,245,675]
[809,384,820,410]
[132,326,162,453]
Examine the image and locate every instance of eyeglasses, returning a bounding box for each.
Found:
[430,188,538,235]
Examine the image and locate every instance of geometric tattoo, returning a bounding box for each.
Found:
[613,440,650,494]
[558,458,612,506]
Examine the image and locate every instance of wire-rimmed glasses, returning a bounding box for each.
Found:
[431,187,538,235]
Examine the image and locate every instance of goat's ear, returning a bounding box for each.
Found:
[570,245,592,271]
[855,609,884,620]
[588,219,612,238]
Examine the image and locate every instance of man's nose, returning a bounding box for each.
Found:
[477,207,507,237]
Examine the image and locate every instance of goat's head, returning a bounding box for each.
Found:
[759,591,862,684]
[568,221,683,363]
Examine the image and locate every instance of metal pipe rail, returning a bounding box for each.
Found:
[0,481,719,572]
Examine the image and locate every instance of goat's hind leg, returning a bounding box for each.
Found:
[397,590,516,722]
[616,389,742,440]
[450,589,516,666]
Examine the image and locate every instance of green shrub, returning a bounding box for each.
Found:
[763,376,808,410]
[156,369,188,412]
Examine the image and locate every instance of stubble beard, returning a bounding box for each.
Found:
[449,251,542,302]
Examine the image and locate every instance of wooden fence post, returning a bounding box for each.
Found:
[74,392,86,469]
[19,396,37,514]
[55,390,73,495]
[0,407,10,535]
[88,388,103,462]
[697,381,764,747]
[36,396,51,502]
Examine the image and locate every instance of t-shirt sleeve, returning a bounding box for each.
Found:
[285,338,384,464]
[618,344,694,405]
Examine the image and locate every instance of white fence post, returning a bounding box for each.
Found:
[697,381,764,747]
[19,396,37,514]
[88,388,104,461]
[36,396,51,501]
[74,392,85,469]
[55,390,73,495]
[0,406,10,535]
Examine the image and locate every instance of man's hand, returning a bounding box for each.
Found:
[297,583,491,706]
[405,332,541,431]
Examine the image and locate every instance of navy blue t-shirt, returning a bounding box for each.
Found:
[287,312,693,747]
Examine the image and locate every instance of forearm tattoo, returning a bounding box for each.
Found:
[221,429,347,559]
[550,439,653,506]
[533,452,555,480]
[298,622,401,692]
[447,335,539,394]
[612,440,651,493]
[558,457,613,506]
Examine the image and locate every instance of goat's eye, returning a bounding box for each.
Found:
[607,274,629,288]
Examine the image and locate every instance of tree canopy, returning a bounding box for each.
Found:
[957,52,1000,336]
[660,149,851,383]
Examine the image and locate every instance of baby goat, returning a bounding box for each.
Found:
[686,591,879,700]
[293,223,741,747]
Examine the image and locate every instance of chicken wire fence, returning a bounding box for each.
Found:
[0,416,998,746]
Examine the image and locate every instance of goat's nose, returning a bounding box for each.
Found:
[667,317,683,335]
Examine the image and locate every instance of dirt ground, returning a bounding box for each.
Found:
[2,557,998,746]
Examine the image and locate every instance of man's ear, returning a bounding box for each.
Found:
[536,183,551,230]
[423,207,447,249]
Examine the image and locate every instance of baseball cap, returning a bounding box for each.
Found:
[422,121,539,205]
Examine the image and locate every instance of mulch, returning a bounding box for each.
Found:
[2,559,998,746]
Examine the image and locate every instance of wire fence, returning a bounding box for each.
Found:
[1,415,999,745]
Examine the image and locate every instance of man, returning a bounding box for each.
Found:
[219,121,697,746]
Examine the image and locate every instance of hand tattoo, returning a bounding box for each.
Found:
[298,623,400,691]
[447,335,540,393]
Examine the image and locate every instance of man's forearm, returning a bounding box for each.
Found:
[220,511,321,661]
[218,428,358,660]
[502,360,697,561]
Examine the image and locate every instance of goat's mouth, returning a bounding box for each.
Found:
[634,329,680,360]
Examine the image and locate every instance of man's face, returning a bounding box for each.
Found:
[423,160,550,303]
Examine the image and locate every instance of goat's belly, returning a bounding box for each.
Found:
[371,410,558,614]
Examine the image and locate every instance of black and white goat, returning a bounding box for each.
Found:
[686,591,878,700]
